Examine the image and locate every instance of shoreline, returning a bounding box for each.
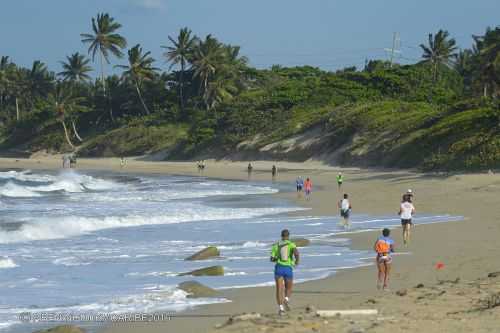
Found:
[0,157,499,333]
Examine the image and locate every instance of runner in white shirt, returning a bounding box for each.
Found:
[338,193,352,229]
[399,194,415,246]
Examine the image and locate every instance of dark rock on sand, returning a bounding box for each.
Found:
[34,326,85,333]
[416,283,425,288]
[488,271,500,278]
[179,265,224,277]
[185,246,220,261]
[178,281,218,298]
[291,238,311,247]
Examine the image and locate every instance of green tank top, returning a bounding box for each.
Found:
[271,240,297,267]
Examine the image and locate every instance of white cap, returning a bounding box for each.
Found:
[407,189,413,194]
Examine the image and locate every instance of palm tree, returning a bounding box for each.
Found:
[58,53,93,83]
[116,44,158,115]
[80,13,127,95]
[0,56,11,111]
[191,35,224,110]
[474,27,500,97]
[420,30,458,82]
[48,82,87,149]
[162,27,197,117]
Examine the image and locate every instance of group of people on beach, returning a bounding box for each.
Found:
[271,180,416,315]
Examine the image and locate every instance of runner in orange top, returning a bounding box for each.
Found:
[374,228,395,291]
[304,178,312,201]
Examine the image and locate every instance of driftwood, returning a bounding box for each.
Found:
[316,309,378,317]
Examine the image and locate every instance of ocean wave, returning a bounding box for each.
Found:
[0,182,41,198]
[0,170,123,197]
[0,206,303,244]
[0,170,56,183]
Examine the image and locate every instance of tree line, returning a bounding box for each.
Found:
[0,13,498,151]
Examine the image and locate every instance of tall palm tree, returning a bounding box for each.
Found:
[191,35,223,110]
[80,13,127,95]
[420,30,458,82]
[58,53,93,83]
[116,44,158,115]
[474,27,500,97]
[48,82,87,149]
[162,27,197,117]
[0,56,11,111]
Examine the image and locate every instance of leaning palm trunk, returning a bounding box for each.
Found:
[135,82,150,115]
[61,120,75,149]
[71,120,83,142]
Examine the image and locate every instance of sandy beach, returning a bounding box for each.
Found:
[1,156,499,333]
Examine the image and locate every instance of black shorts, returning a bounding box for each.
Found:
[341,209,350,218]
[296,185,303,191]
[401,219,412,226]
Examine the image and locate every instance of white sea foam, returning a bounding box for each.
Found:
[0,257,18,269]
[0,182,41,197]
[0,206,303,244]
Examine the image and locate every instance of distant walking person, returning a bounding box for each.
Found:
[405,189,414,202]
[336,172,344,190]
[247,163,253,179]
[338,193,352,229]
[374,228,395,291]
[304,178,312,200]
[270,229,299,315]
[296,176,304,197]
[272,165,277,179]
[399,194,415,246]
[120,157,126,169]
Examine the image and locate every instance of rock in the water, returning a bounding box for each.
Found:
[178,281,218,298]
[179,265,224,277]
[34,326,85,333]
[291,238,311,247]
[185,246,220,261]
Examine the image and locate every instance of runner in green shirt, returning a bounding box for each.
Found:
[336,172,344,190]
[270,229,300,315]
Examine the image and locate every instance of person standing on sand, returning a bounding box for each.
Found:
[304,178,312,200]
[374,228,395,291]
[399,194,415,246]
[338,193,352,229]
[336,172,344,190]
[270,229,299,315]
[272,165,277,180]
[120,157,126,169]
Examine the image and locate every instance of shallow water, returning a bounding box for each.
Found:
[0,169,462,332]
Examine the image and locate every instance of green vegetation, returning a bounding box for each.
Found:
[0,14,499,171]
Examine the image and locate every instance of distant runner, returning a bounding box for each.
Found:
[336,172,344,190]
[270,229,299,315]
[304,178,312,200]
[374,228,395,291]
[296,176,304,197]
[272,165,277,179]
[247,163,253,179]
[405,189,414,202]
[338,193,352,229]
[399,194,415,246]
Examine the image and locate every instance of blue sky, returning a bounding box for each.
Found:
[0,0,498,75]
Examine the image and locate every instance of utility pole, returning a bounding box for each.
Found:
[384,32,401,68]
